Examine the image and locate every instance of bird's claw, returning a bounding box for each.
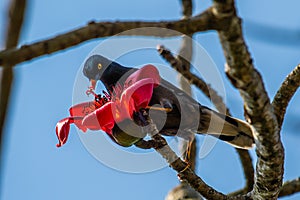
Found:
[160,98,173,112]
[177,161,191,180]
[145,98,173,113]
[146,106,172,112]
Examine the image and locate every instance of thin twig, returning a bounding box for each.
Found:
[227,149,254,196]
[233,149,254,193]
[157,44,254,194]
[0,8,223,67]
[272,64,300,127]
[213,0,284,199]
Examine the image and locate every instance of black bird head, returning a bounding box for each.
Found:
[83,54,132,90]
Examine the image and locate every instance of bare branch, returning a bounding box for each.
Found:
[234,149,254,192]
[1,0,27,164]
[181,0,193,18]
[5,0,27,49]
[140,122,245,200]
[272,64,300,127]
[157,44,254,194]
[157,45,230,114]
[0,8,223,67]
[279,178,300,198]
[213,0,284,199]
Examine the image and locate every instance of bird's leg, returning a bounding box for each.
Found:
[146,98,173,112]
[146,106,172,112]
[179,131,195,173]
[179,140,192,173]
[184,140,193,164]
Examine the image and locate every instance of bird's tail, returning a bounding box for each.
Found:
[198,106,254,149]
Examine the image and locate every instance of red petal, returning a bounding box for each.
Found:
[121,78,155,110]
[55,117,83,147]
[69,101,97,116]
[69,101,97,132]
[82,102,115,133]
[125,65,160,88]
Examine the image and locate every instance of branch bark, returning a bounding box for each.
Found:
[1,0,27,164]
[180,0,193,18]
[1,1,298,199]
[279,178,300,198]
[157,45,230,114]
[0,8,223,67]
[272,64,300,127]
[138,122,245,200]
[213,0,284,199]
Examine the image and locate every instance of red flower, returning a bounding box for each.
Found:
[55,101,99,147]
[55,65,160,147]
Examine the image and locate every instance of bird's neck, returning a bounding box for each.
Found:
[101,62,133,91]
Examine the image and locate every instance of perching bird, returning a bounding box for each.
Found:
[82,54,254,149]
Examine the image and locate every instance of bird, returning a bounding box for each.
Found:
[82,54,254,149]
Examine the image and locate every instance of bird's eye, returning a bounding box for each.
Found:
[98,63,102,70]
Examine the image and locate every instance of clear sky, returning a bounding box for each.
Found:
[1,1,300,200]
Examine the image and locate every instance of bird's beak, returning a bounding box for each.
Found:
[89,79,97,90]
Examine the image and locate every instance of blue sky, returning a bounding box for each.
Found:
[1,1,300,200]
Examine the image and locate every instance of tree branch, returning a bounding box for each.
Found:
[181,0,193,18]
[157,45,230,114]
[279,178,300,198]
[1,0,27,166]
[137,122,245,200]
[0,8,223,67]
[5,0,27,48]
[213,0,284,199]
[157,45,254,195]
[272,64,300,127]
[233,150,254,193]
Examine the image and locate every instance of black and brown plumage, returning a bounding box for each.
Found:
[83,54,254,149]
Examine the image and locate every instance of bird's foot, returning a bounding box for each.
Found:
[184,140,193,164]
[145,98,173,113]
[178,162,191,176]
[146,106,172,112]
